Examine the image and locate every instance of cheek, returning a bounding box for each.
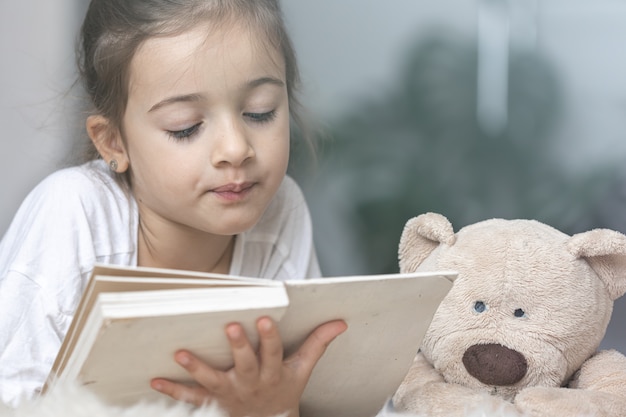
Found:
[275,139,290,170]
[268,123,291,167]
[127,143,201,197]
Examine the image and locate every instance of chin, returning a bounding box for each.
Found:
[211,216,260,236]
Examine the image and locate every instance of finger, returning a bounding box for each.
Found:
[150,378,213,407]
[171,350,224,393]
[227,322,260,383]
[286,320,348,377]
[256,317,284,384]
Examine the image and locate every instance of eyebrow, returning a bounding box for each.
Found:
[148,93,204,113]
[147,77,285,113]
[248,76,285,89]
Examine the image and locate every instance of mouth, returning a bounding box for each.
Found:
[210,182,256,201]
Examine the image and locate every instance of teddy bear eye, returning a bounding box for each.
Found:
[514,308,526,318]
[473,301,487,313]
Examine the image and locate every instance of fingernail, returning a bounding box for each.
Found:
[226,324,241,339]
[259,317,272,332]
[177,353,191,366]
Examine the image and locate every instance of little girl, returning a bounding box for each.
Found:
[0,1,346,416]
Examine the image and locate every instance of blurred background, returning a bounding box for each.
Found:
[1,1,625,348]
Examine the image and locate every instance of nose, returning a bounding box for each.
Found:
[211,115,255,167]
[462,343,528,386]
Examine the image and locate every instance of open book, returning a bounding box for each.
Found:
[46,264,455,417]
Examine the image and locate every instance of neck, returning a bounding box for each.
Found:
[136,216,235,275]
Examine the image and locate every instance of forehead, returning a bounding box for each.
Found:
[127,23,285,96]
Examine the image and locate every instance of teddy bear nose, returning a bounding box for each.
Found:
[462,343,528,386]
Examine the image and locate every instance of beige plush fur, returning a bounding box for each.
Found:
[393,212,626,417]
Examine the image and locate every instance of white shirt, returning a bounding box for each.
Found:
[0,160,320,406]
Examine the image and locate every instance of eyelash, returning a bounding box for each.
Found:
[167,123,202,141]
[165,110,277,142]
[244,110,277,124]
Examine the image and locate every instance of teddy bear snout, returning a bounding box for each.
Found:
[462,343,528,386]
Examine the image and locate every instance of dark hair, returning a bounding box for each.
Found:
[77,0,308,163]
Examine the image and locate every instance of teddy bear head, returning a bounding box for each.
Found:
[399,213,626,400]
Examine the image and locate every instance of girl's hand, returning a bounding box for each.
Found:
[151,317,348,417]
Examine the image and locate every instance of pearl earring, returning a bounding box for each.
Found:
[109,159,118,172]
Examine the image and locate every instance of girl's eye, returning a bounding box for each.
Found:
[166,123,202,141]
[244,110,277,123]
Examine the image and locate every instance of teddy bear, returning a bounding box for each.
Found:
[392,212,626,417]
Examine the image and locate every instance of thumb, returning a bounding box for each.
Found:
[287,320,347,376]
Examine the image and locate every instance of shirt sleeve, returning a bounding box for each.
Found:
[0,168,99,406]
[0,271,71,406]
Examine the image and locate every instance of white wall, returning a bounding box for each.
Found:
[0,1,85,236]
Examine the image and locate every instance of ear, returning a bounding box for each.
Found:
[398,212,456,273]
[567,228,626,301]
[86,115,130,173]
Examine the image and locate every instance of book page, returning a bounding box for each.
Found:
[56,285,290,404]
[90,263,266,282]
[47,267,276,388]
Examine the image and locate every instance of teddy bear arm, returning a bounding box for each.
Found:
[513,349,626,416]
[515,386,626,417]
[394,380,520,417]
[517,350,626,417]
[570,349,626,396]
[393,353,521,416]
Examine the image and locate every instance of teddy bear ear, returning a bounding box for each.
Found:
[398,212,456,273]
[567,229,626,301]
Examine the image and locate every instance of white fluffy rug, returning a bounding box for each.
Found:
[0,383,521,417]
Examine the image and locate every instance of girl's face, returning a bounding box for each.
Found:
[122,24,290,237]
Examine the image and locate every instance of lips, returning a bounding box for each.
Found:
[210,182,256,201]
[211,182,255,193]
